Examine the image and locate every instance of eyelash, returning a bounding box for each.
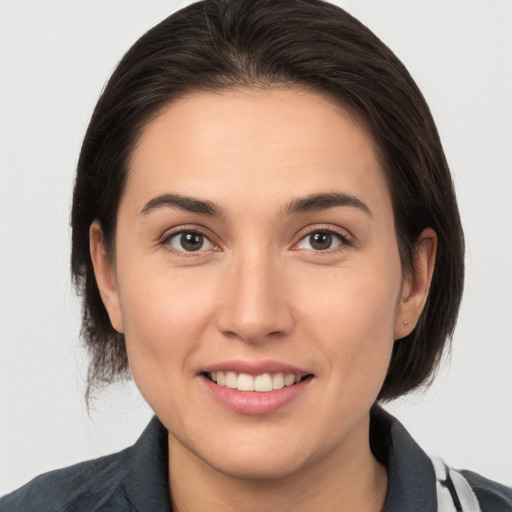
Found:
[294,225,352,253]
[160,225,352,256]
[161,228,218,257]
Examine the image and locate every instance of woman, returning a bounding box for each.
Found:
[1,0,510,510]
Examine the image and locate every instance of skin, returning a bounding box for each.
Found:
[90,88,436,512]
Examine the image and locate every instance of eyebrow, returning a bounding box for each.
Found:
[139,193,225,218]
[283,192,372,217]
[139,191,371,219]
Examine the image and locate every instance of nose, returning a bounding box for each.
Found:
[216,252,295,344]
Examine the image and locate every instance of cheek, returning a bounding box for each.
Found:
[116,261,220,378]
[297,257,401,378]
[115,265,220,419]
[300,259,400,330]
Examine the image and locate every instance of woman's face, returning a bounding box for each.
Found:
[92,89,431,480]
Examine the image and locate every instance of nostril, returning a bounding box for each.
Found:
[216,310,295,344]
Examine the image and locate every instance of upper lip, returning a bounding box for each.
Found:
[201,359,310,377]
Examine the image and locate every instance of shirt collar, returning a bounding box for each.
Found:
[123,407,437,512]
[125,416,173,512]
[372,405,437,511]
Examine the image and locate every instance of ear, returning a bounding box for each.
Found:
[394,228,437,340]
[89,220,125,333]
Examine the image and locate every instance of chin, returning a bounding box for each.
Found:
[205,451,308,482]
[194,427,328,482]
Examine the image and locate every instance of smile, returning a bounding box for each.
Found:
[207,371,303,392]
[202,371,313,415]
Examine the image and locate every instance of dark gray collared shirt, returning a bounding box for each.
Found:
[2,407,510,511]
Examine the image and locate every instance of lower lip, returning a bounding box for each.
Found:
[201,375,312,415]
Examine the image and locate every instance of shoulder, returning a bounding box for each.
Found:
[460,469,512,512]
[0,416,170,512]
[372,406,512,512]
[0,448,133,512]
[431,456,512,512]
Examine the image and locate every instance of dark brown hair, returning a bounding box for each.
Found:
[71,0,464,401]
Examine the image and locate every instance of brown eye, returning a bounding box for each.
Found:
[167,231,214,253]
[296,230,346,251]
[309,232,332,250]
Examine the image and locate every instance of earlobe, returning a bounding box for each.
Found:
[395,228,437,340]
[89,220,125,333]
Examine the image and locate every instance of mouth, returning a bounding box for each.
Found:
[204,371,313,392]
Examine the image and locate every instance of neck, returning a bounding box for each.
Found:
[168,415,388,512]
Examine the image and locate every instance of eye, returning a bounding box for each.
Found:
[166,231,216,253]
[295,230,347,251]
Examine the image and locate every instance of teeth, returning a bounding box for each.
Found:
[225,371,238,389]
[254,374,273,392]
[209,371,304,392]
[237,373,255,391]
[272,373,284,390]
[284,374,295,387]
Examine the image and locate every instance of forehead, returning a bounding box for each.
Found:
[124,88,390,216]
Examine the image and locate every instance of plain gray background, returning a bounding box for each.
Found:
[1,0,511,495]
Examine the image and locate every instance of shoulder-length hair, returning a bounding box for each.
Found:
[71,0,464,401]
